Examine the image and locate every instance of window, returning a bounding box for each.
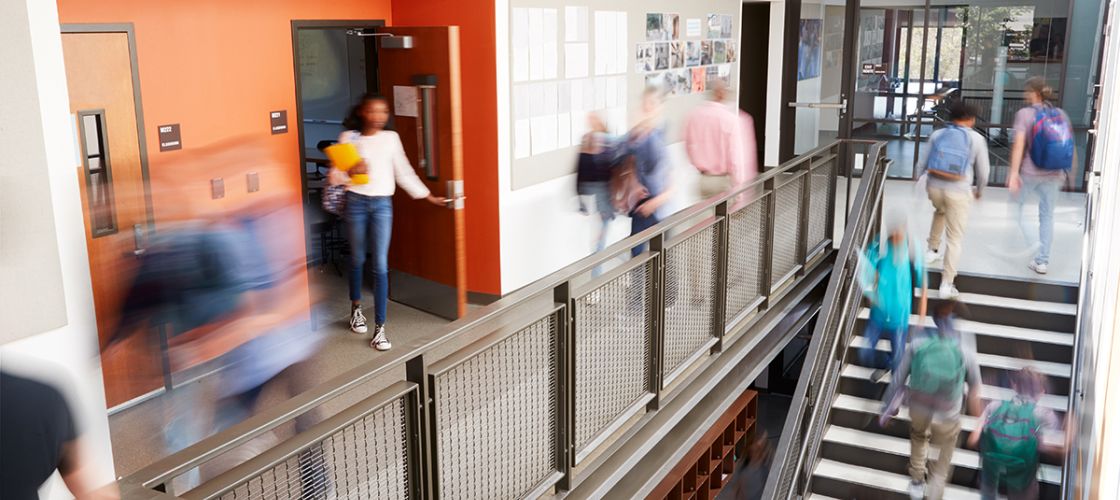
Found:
[78,111,117,237]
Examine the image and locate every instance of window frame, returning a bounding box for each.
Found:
[76,109,119,238]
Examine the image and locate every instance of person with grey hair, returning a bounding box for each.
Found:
[858,211,928,383]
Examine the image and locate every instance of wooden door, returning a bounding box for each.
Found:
[61,32,162,408]
[376,26,467,319]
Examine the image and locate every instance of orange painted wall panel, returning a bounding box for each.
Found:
[390,0,502,295]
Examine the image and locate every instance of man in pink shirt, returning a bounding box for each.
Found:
[683,80,760,201]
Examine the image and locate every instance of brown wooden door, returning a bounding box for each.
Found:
[61,32,162,408]
[376,26,467,319]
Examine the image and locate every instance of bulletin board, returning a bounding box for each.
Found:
[508,0,744,190]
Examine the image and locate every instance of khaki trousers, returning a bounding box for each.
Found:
[910,408,962,500]
[927,187,972,286]
[698,174,733,200]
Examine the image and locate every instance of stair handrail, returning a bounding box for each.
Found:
[762,141,891,499]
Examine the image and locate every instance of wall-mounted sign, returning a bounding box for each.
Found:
[861,63,887,75]
[270,110,288,134]
[158,124,182,151]
[393,86,419,117]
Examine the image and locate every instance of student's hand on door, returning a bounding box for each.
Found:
[426,195,449,207]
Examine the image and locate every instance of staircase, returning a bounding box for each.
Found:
[808,273,1077,499]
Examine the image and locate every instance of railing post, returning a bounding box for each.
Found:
[759,178,777,308]
[405,356,434,500]
[712,200,730,353]
[796,157,813,273]
[553,282,574,490]
[647,233,666,410]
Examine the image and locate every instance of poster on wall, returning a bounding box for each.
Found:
[713,40,727,64]
[647,13,668,41]
[667,14,681,39]
[654,42,670,70]
[669,69,690,96]
[686,41,702,66]
[636,43,655,72]
[727,41,737,63]
[670,41,684,68]
[798,19,822,80]
[701,40,713,65]
[687,18,702,38]
[691,67,706,93]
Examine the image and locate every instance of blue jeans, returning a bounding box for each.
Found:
[1015,175,1061,265]
[578,181,615,276]
[859,320,907,372]
[629,209,660,257]
[346,192,392,325]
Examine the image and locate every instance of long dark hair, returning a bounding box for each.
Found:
[342,93,391,131]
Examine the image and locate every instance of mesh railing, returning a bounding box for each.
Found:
[118,140,865,500]
[763,142,891,500]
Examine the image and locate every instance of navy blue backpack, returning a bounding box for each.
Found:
[1029,105,1074,170]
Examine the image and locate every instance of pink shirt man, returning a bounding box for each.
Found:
[683,100,759,192]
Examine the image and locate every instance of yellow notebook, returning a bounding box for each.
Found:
[324,143,369,184]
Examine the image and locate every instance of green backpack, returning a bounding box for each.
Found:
[980,400,1041,490]
[908,335,965,402]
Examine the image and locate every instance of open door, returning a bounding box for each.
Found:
[376,26,467,319]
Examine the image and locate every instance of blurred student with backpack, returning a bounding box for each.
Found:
[576,112,621,275]
[857,211,928,384]
[1007,77,1075,275]
[917,101,990,298]
[621,87,675,257]
[880,299,982,500]
[968,367,1062,500]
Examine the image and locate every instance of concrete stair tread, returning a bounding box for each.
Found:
[822,424,1062,484]
[857,309,1073,346]
[831,393,1066,446]
[840,363,1068,411]
[813,458,981,499]
[849,336,1072,378]
[913,290,1077,316]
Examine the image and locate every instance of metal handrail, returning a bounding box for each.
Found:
[118,139,866,498]
[762,142,890,499]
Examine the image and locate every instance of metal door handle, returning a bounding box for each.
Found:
[788,99,848,111]
[132,224,146,257]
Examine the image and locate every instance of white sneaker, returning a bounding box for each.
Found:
[350,306,368,334]
[925,249,942,265]
[939,282,959,299]
[1029,260,1048,275]
[908,480,925,500]
[370,324,391,351]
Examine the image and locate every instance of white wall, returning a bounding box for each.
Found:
[0,0,116,496]
[498,0,746,293]
[764,0,785,167]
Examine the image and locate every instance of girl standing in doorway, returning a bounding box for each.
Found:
[329,94,445,350]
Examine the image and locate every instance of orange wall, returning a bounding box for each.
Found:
[391,0,501,295]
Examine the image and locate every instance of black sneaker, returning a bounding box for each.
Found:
[350,306,368,334]
[370,324,391,351]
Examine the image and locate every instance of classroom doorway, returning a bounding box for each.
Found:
[739,2,771,167]
[60,25,165,409]
[292,21,468,320]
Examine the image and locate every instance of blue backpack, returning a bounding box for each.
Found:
[1029,105,1074,170]
[927,125,971,181]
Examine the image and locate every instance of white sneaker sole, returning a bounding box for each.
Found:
[371,340,391,351]
[351,325,368,334]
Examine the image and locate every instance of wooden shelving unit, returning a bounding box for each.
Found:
[649,389,758,500]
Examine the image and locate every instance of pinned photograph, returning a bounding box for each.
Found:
[636,43,655,72]
[645,71,666,91]
[706,13,721,39]
[670,41,684,68]
[706,65,720,87]
[721,14,733,39]
[719,64,732,87]
[646,13,668,41]
[655,42,670,70]
[671,69,690,96]
[726,41,737,63]
[701,40,713,65]
[691,67,706,94]
[686,41,702,67]
[713,40,727,64]
[667,13,681,40]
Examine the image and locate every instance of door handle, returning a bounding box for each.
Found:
[788,98,848,111]
[132,223,146,257]
[446,180,465,210]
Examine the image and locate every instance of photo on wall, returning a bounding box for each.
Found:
[670,69,690,95]
[718,64,731,87]
[706,65,720,87]
[720,15,733,38]
[655,42,670,70]
[706,13,721,39]
[798,19,822,80]
[636,42,655,72]
[691,66,706,93]
[713,40,727,64]
[645,71,666,90]
[701,40,713,65]
[726,41,737,63]
[670,41,684,68]
[647,13,669,41]
[686,41,702,66]
[667,13,681,40]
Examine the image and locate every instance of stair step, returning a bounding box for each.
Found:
[915,290,1077,316]
[849,336,1072,378]
[839,364,1068,412]
[813,458,981,499]
[830,393,1065,447]
[822,425,1062,485]
[857,309,1072,346]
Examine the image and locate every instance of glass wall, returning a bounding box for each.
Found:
[848,0,1101,188]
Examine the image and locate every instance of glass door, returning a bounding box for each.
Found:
[789,0,851,156]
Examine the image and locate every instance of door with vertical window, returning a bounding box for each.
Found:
[62,31,161,408]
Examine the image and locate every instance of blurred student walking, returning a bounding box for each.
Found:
[623,87,675,257]
[682,80,758,201]
[881,299,982,500]
[1007,77,1075,275]
[330,94,446,349]
[918,101,990,298]
[576,112,620,273]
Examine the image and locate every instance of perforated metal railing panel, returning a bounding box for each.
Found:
[432,315,558,499]
[662,224,718,382]
[771,175,805,288]
[725,197,767,325]
[807,163,833,253]
[216,397,410,500]
[573,262,653,455]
